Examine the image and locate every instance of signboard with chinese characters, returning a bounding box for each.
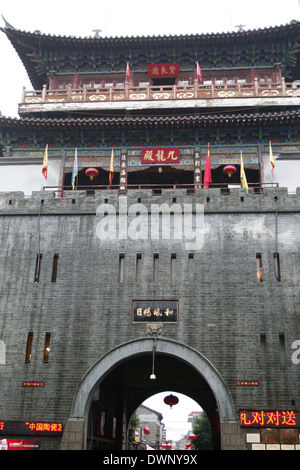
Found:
[240,410,300,428]
[148,63,179,77]
[0,439,40,450]
[141,147,180,164]
[132,300,178,323]
[119,150,127,194]
[194,148,201,188]
[0,420,63,436]
[236,381,259,386]
[22,381,44,387]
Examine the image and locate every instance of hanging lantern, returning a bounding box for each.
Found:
[189,433,196,441]
[185,442,191,449]
[163,394,179,408]
[223,165,236,178]
[161,442,172,449]
[85,168,99,181]
[143,427,150,435]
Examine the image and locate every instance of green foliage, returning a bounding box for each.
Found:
[192,413,212,450]
[128,412,140,450]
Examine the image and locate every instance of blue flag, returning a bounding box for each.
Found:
[71,148,78,190]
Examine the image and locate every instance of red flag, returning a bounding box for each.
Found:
[42,144,48,180]
[203,143,212,189]
[126,62,130,82]
[196,61,203,83]
[109,148,114,185]
[269,140,275,178]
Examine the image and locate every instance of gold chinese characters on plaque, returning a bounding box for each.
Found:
[132,300,178,323]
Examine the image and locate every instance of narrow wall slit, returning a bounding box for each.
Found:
[256,253,262,282]
[118,253,125,283]
[274,252,281,281]
[136,253,142,282]
[51,254,59,282]
[43,332,51,364]
[171,253,176,283]
[153,253,159,282]
[34,254,42,283]
[25,332,33,364]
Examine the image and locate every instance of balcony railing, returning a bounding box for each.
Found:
[43,182,279,198]
[21,79,300,107]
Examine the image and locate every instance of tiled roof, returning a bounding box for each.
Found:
[1,109,299,129]
[1,17,299,43]
[2,18,299,89]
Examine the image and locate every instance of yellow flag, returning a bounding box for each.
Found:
[240,152,248,193]
[109,148,114,185]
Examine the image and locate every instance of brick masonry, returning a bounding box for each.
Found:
[0,187,299,449]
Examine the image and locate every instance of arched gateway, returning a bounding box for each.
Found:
[60,338,244,450]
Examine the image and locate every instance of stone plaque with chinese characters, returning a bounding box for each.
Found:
[132,300,178,323]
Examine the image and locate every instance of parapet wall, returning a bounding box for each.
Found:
[0,187,299,214]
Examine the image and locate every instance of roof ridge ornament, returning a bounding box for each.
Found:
[1,15,15,30]
[92,29,102,38]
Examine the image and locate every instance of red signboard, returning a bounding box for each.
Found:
[141,147,180,164]
[0,421,63,436]
[236,381,259,386]
[148,63,179,77]
[22,381,44,387]
[0,439,40,450]
[240,410,300,428]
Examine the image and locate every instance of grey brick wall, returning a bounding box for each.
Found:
[0,187,299,448]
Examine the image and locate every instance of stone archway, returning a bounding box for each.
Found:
[60,338,244,450]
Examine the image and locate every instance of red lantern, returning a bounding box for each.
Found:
[189,433,196,441]
[223,165,236,178]
[143,427,150,435]
[185,442,191,448]
[163,394,179,408]
[85,168,99,180]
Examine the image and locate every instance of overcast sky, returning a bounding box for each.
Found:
[142,391,201,442]
[0,0,300,117]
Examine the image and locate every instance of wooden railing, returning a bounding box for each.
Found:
[21,78,300,106]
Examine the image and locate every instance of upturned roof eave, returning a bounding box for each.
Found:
[1,18,299,89]
[1,18,299,44]
[0,109,299,130]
